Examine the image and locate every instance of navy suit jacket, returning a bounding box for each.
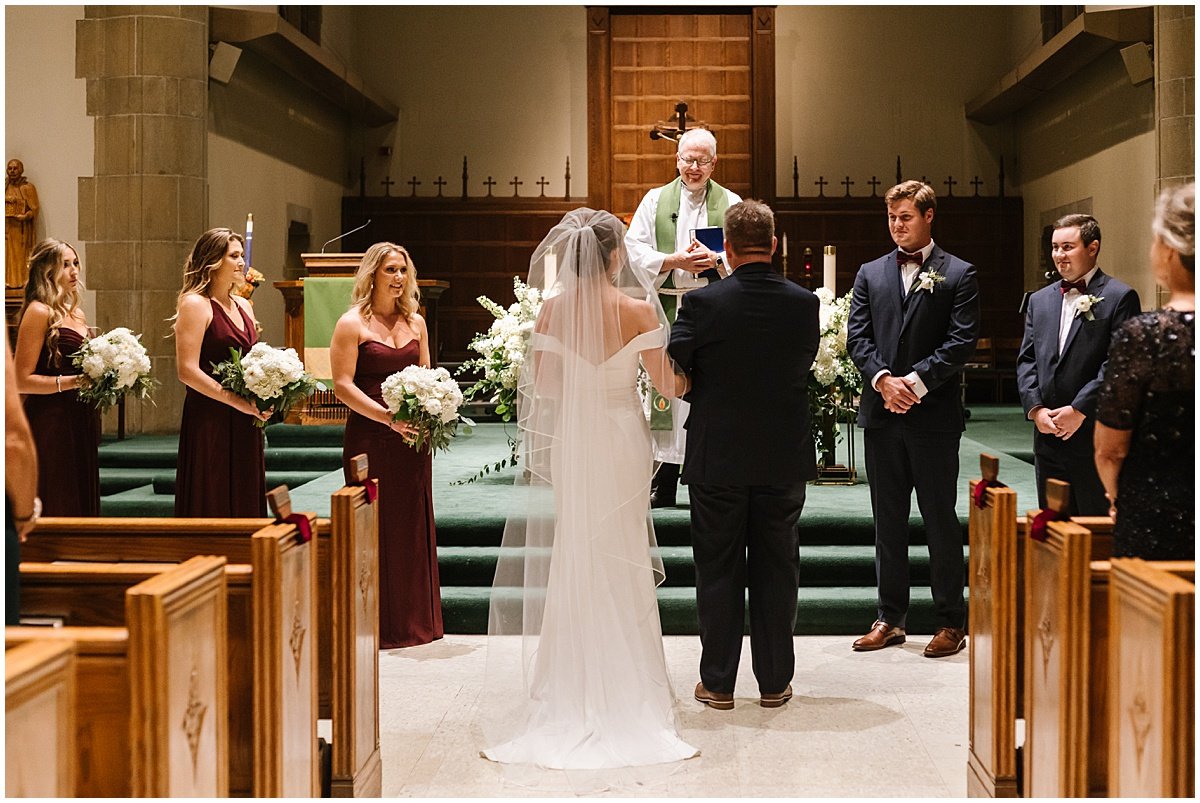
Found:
[1016,269,1140,418]
[668,262,820,485]
[846,245,980,432]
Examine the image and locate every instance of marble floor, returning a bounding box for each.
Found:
[370,634,970,798]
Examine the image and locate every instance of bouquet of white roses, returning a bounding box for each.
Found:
[457,277,542,422]
[381,365,473,455]
[808,288,863,455]
[72,327,158,412]
[212,343,323,427]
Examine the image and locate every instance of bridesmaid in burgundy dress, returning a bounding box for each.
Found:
[173,228,272,517]
[14,239,100,516]
[330,242,443,648]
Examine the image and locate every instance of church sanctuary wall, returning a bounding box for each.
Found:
[774,5,1017,201]
[1011,48,1156,305]
[348,6,589,200]
[4,5,95,316]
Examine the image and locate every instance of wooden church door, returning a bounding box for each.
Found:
[586,6,776,216]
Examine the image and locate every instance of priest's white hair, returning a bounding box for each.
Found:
[677,127,717,157]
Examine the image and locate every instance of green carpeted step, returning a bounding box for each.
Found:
[439,585,967,637]
[149,471,330,496]
[262,424,346,447]
[100,484,175,517]
[264,447,344,471]
[100,468,163,495]
[98,441,180,468]
[437,545,969,588]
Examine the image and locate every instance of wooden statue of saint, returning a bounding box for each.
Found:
[6,159,40,288]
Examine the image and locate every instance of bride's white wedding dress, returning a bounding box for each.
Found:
[482,325,698,770]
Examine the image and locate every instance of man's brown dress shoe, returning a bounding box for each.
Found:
[852,620,906,651]
[760,684,793,708]
[923,627,966,657]
[694,681,734,710]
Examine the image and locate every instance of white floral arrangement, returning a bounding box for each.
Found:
[381,365,473,455]
[457,277,542,422]
[1075,294,1104,321]
[72,326,158,412]
[212,343,324,428]
[808,288,863,456]
[915,269,946,293]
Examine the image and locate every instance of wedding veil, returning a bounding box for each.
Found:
[477,208,691,784]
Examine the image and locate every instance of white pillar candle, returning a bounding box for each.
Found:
[782,232,788,258]
[544,251,557,290]
[823,245,836,294]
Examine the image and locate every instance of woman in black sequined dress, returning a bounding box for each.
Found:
[1095,183,1194,560]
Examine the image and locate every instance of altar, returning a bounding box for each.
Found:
[275,252,449,423]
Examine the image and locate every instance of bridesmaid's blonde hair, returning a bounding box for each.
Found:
[351,242,419,322]
[20,239,83,367]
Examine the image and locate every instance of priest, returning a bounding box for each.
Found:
[626,128,742,507]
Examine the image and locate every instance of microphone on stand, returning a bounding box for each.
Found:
[321,219,372,253]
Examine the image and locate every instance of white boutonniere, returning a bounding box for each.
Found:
[1075,294,1104,321]
[915,269,945,293]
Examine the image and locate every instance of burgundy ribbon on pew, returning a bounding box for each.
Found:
[356,478,378,504]
[972,478,1007,509]
[1028,508,1064,542]
[279,513,313,544]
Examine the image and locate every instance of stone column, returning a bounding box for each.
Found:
[76,7,208,433]
[1155,5,1195,190]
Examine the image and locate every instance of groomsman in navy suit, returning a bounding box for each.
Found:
[1016,214,1140,515]
[846,181,979,658]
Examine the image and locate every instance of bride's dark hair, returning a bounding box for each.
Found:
[569,211,624,277]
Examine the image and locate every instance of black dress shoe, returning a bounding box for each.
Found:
[649,490,677,508]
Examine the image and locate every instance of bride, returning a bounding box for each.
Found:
[479,209,697,775]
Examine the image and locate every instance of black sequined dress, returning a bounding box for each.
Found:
[1095,310,1195,559]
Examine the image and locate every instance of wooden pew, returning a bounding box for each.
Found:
[20,515,318,797]
[23,462,381,797]
[966,454,1020,797]
[5,639,76,797]
[6,555,228,797]
[1107,557,1195,797]
[328,454,382,797]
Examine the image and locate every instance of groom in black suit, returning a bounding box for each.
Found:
[669,199,820,709]
[1016,214,1140,515]
[846,181,979,658]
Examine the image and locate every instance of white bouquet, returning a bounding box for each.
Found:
[381,365,473,455]
[212,343,323,427]
[808,288,863,455]
[72,327,158,412]
[457,277,542,422]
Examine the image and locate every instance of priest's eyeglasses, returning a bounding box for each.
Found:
[678,156,714,167]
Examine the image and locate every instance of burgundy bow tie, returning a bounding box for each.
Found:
[1060,279,1087,295]
[897,251,923,266]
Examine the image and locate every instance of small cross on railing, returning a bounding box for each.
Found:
[814,176,828,197]
[483,176,497,197]
[867,176,881,197]
[509,176,523,197]
[944,176,957,197]
[537,176,549,197]
[433,176,447,197]
[380,175,395,197]
[841,176,855,197]
[970,176,983,197]
[408,176,421,197]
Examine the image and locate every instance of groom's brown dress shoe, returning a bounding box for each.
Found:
[694,682,734,710]
[759,684,793,708]
[923,627,967,658]
[852,620,906,651]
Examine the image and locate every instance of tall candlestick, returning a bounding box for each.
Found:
[823,245,836,294]
[244,213,254,272]
[544,251,557,291]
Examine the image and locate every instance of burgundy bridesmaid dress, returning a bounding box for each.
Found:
[342,339,443,648]
[23,327,100,516]
[175,299,267,517]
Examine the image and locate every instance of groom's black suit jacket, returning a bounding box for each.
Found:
[668,262,820,486]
